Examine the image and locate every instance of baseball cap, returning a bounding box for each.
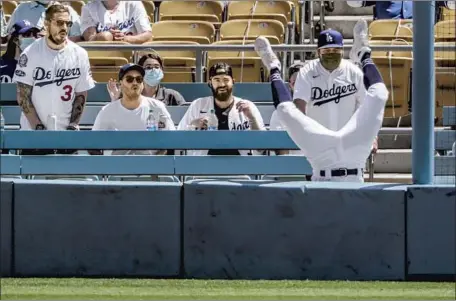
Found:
[209,62,233,79]
[317,29,344,49]
[118,63,145,81]
[11,20,40,35]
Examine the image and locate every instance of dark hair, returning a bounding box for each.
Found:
[45,4,70,21]
[3,34,18,60]
[138,52,163,69]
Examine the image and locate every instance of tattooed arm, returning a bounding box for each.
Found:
[68,92,87,128]
[16,82,43,129]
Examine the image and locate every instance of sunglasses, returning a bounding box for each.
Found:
[124,76,143,84]
[52,19,73,28]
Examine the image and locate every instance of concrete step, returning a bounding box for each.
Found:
[373,149,412,173]
[378,134,412,149]
[313,15,374,39]
[365,173,412,184]
[313,1,374,16]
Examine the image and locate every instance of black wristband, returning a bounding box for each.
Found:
[67,124,79,131]
[35,124,45,130]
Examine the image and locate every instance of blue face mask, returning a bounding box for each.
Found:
[144,68,164,87]
[19,38,35,51]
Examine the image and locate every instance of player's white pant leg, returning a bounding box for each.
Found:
[338,83,388,160]
[276,102,341,159]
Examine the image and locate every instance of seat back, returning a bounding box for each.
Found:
[159,1,223,23]
[151,21,216,44]
[441,7,455,21]
[435,20,456,42]
[220,19,285,44]
[369,19,413,41]
[227,1,293,28]
[2,1,17,16]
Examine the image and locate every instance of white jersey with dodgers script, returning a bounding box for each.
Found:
[81,1,151,35]
[293,59,366,131]
[13,38,95,130]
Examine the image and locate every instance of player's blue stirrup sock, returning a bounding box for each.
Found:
[270,68,292,109]
[361,52,383,89]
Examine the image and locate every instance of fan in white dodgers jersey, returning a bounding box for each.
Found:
[291,28,378,181]
[13,4,95,155]
[254,19,388,183]
[81,0,152,44]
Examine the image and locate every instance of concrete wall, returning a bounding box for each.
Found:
[13,180,181,277]
[183,181,406,280]
[1,180,13,277]
[0,179,454,280]
[407,186,456,277]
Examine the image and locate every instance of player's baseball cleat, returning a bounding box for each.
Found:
[254,36,281,71]
[350,18,371,64]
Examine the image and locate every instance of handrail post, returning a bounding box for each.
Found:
[412,1,435,184]
[298,0,305,61]
[195,49,203,83]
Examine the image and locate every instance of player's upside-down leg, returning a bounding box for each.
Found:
[254,19,388,182]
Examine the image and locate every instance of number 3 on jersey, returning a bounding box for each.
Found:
[61,85,73,101]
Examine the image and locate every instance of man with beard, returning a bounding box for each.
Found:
[13,4,95,155]
[6,1,82,42]
[291,28,378,181]
[178,62,266,156]
[91,63,175,156]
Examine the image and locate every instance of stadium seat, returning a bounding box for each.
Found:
[435,20,455,42]
[370,40,412,121]
[435,44,456,124]
[369,19,413,41]
[142,1,156,23]
[78,41,132,83]
[220,19,285,45]
[151,21,216,44]
[441,7,455,21]
[207,40,265,82]
[1,1,17,16]
[227,1,294,29]
[158,1,224,24]
[140,41,197,83]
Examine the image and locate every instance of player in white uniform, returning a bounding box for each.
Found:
[178,62,266,156]
[81,0,152,44]
[92,63,175,156]
[7,1,82,42]
[13,4,95,155]
[254,19,389,183]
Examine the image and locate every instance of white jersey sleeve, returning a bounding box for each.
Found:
[80,4,96,34]
[0,10,7,37]
[177,100,199,130]
[12,47,36,86]
[92,106,111,130]
[248,101,266,131]
[75,50,96,93]
[131,1,152,33]
[355,72,366,109]
[293,65,312,102]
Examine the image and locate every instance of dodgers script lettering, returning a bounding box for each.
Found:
[33,67,81,87]
[311,83,358,106]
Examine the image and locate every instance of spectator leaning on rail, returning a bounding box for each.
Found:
[269,62,306,156]
[1,20,41,84]
[107,52,186,106]
[346,1,455,20]
[6,1,82,42]
[81,0,152,44]
[178,62,266,156]
[91,63,176,156]
[13,4,95,155]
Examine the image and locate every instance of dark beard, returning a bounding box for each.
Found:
[48,33,66,45]
[212,87,232,102]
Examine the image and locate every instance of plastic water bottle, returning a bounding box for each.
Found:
[158,114,167,130]
[0,107,5,131]
[47,113,57,130]
[146,109,158,131]
[207,109,218,131]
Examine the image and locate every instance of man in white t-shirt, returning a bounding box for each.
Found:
[13,4,95,155]
[254,19,388,183]
[7,1,82,42]
[92,63,175,156]
[81,0,152,44]
[178,62,266,156]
